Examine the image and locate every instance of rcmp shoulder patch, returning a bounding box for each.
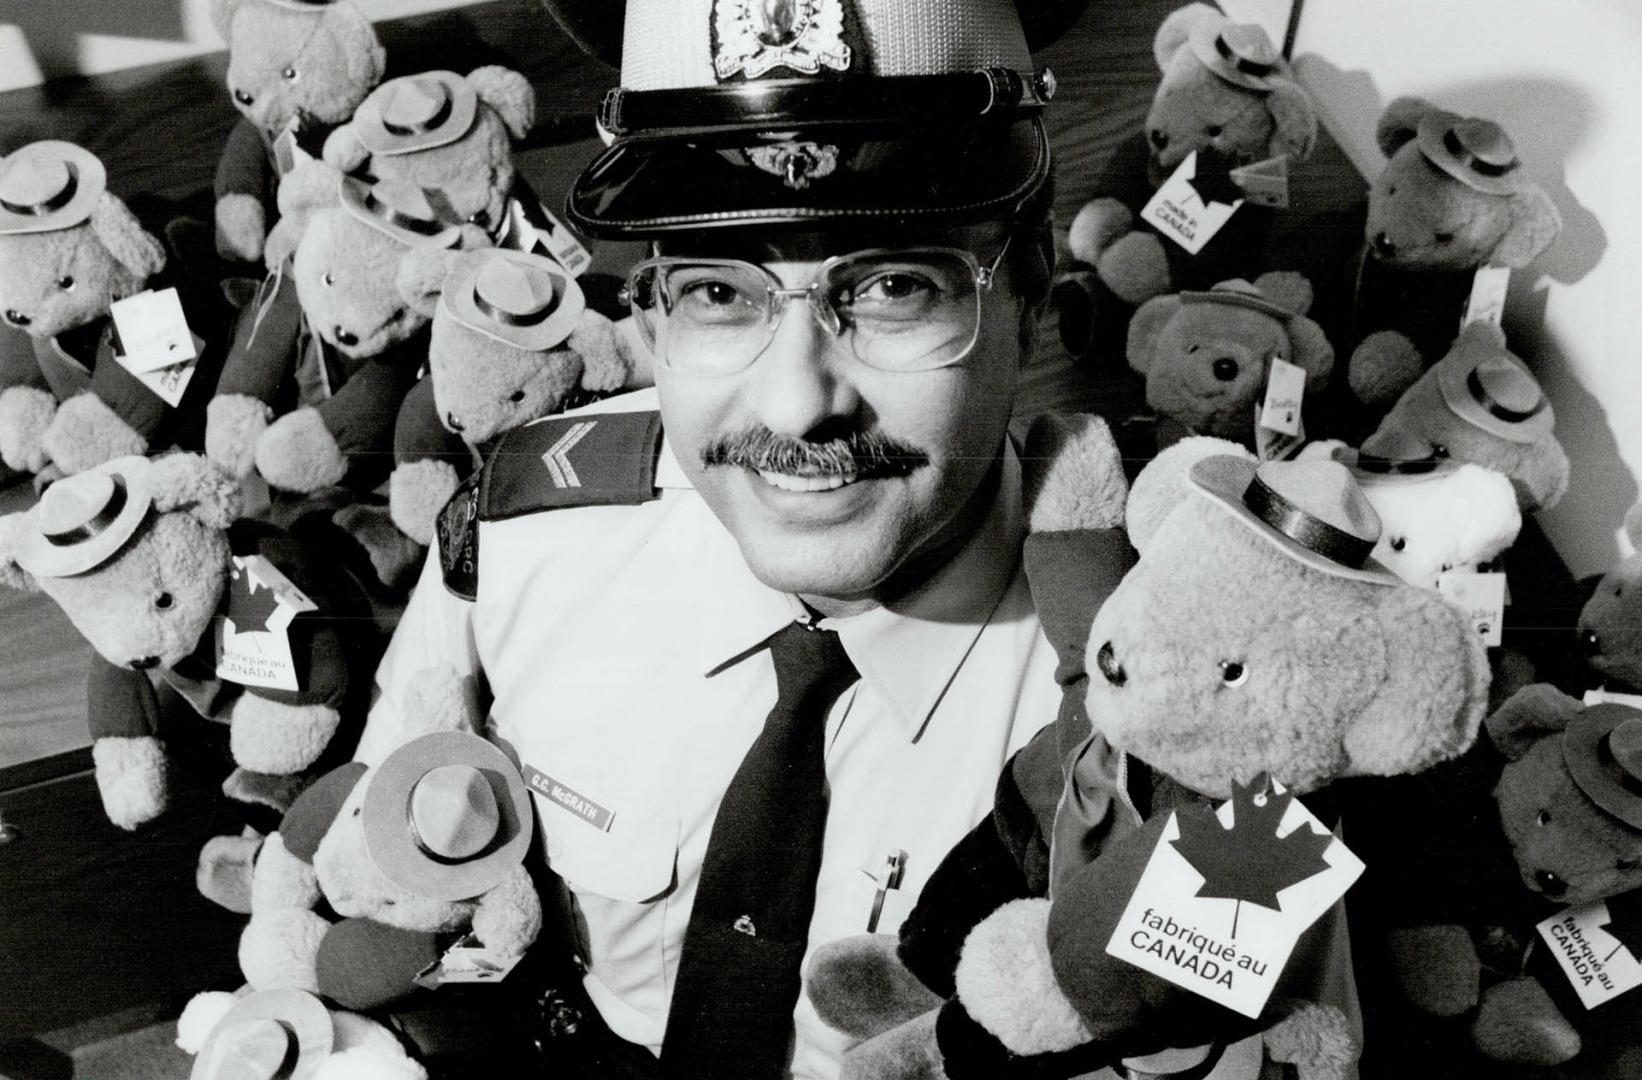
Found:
[436,470,483,601]
[479,410,665,521]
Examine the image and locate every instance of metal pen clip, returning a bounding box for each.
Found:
[862,849,908,933]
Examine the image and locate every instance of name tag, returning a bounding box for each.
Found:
[523,764,615,832]
[1141,151,1245,255]
[214,554,319,692]
[1537,899,1642,1009]
[111,288,197,373]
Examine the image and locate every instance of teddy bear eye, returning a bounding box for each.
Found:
[467,209,492,229]
[1206,124,1223,137]
[322,271,335,287]
[154,592,173,611]
[1618,857,1641,872]
[508,390,526,403]
[282,66,299,81]
[57,275,75,291]
[1432,444,1449,459]
[1218,660,1249,687]
[1536,809,1551,827]
[1389,537,1406,552]
[1387,184,1398,196]
[1435,232,1455,244]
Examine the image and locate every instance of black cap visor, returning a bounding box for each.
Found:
[566,116,1049,238]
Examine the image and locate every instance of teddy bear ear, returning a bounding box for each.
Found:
[1265,78,1319,163]
[0,512,41,594]
[1251,271,1313,316]
[395,246,463,318]
[465,65,537,142]
[568,309,635,395]
[1152,3,1222,71]
[89,193,167,280]
[1021,412,1128,533]
[1125,294,1182,377]
[1285,315,1335,390]
[148,453,243,528]
[1125,435,1252,554]
[321,125,371,174]
[1342,584,1489,776]
[1376,97,1434,157]
[277,159,345,218]
[1491,186,1563,269]
[1515,434,1571,512]
[1485,683,1585,760]
[207,0,243,40]
[325,4,387,102]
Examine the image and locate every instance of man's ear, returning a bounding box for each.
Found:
[1376,97,1434,157]
[0,512,40,594]
[465,66,536,141]
[149,453,242,528]
[1125,295,1181,376]
[90,193,167,280]
[1265,78,1318,162]
[1286,316,1336,390]
[1343,585,1489,776]
[1153,3,1222,72]
[1485,683,1584,760]
[396,246,462,318]
[1124,436,1252,554]
[1491,186,1563,268]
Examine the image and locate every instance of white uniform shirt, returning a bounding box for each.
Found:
[356,389,1062,1079]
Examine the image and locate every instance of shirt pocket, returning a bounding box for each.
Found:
[541,799,680,904]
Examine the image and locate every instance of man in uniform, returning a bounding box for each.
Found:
[355,0,1091,1076]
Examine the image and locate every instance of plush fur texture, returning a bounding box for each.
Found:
[0,385,56,473]
[1362,323,1570,512]
[216,192,267,265]
[1578,503,1642,689]
[252,830,323,912]
[388,459,460,546]
[1122,434,1248,554]
[42,392,149,475]
[325,66,536,237]
[213,0,384,135]
[1021,412,1128,533]
[1263,1002,1358,1077]
[841,1009,949,1080]
[254,404,349,492]
[175,990,238,1053]
[0,193,163,339]
[954,899,1090,1055]
[1126,273,1333,444]
[1349,329,1427,409]
[1471,978,1584,1066]
[806,935,945,1043]
[471,864,546,962]
[92,735,169,830]
[197,832,263,913]
[240,906,329,992]
[329,502,425,591]
[1361,463,1521,588]
[230,695,341,775]
[204,393,272,478]
[311,1045,428,1080]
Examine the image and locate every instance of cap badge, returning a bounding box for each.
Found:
[713,0,852,81]
[747,140,839,190]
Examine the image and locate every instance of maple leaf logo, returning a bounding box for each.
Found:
[1599,891,1642,963]
[1170,774,1334,937]
[1184,148,1245,207]
[223,560,284,633]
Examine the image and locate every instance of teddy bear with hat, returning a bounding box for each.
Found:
[1362,321,1568,514]
[239,664,542,1016]
[1125,272,1333,449]
[1346,98,1562,411]
[0,452,376,832]
[177,985,427,1080]
[209,0,386,267]
[1055,2,1320,356]
[1578,503,1642,694]
[0,140,232,478]
[387,245,643,546]
[807,426,1490,1078]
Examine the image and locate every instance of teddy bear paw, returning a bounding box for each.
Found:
[240,908,329,992]
[205,394,272,478]
[806,934,945,1042]
[222,766,310,818]
[388,459,461,547]
[42,393,147,475]
[197,831,263,914]
[1067,197,1137,265]
[956,898,1091,1055]
[92,735,169,830]
[175,991,238,1054]
[1472,977,1582,1066]
[311,1044,429,1080]
[1389,924,1480,1016]
[255,407,348,492]
[331,502,426,591]
[230,695,341,775]
[1349,330,1425,409]
[472,865,544,962]
[1096,232,1172,306]
[1263,1001,1357,1080]
[251,830,322,913]
[0,385,57,473]
[840,1009,948,1080]
[215,193,267,265]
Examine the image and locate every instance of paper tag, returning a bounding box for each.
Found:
[413,932,525,989]
[1140,151,1245,255]
[1104,778,1364,1019]
[521,763,615,832]
[1229,155,1291,209]
[512,198,592,277]
[1585,689,1642,710]
[110,288,197,374]
[1434,571,1506,646]
[1461,265,1511,330]
[213,554,319,692]
[131,351,200,407]
[1536,901,1642,1009]
[1259,356,1306,438]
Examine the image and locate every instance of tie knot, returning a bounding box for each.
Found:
[767,620,858,715]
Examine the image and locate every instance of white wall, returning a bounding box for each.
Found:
[0,0,476,93]
[1222,0,1642,575]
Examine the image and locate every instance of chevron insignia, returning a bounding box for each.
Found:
[542,420,598,488]
[478,409,665,520]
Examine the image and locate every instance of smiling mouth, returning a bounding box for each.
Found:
[757,468,862,493]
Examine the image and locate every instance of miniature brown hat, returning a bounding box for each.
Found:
[361,730,533,901]
[1190,455,1399,586]
[1564,704,1642,831]
[1434,332,1554,444]
[0,141,106,235]
[14,456,154,579]
[339,175,464,248]
[1416,109,1527,197]
[1187,20,1284,92]
[1178,278,1298,322]
[189,988,334,1080]
[350,71,480,156]
[443,248,586,352]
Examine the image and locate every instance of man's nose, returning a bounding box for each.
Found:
[743,300,859,437]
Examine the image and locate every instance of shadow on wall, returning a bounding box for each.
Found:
[6,0,191,94]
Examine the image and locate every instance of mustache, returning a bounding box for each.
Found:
[702,426,928,478]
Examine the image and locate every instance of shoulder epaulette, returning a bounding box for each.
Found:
[433,410,664,600]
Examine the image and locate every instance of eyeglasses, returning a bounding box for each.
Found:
[623,237,1012,376]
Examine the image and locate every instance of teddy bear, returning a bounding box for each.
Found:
[1053,2,1320,357]
[0,453,377,832]
[806,425,1491,1078]
[1346,98,1562,410]
[205,157,487,504]
[1361,321,1568,513]
[1578,503,1642,694]
[238,663,542,1015]
[177,986,427,1080]
[0,141,232,478]
[386,245,645,546]
[209,0,386,266]
[1125,272,1332,449]
[1377,684,1642,1078]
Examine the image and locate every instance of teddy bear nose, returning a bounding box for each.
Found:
[233,88,254,107]
[1095,641,1127,687]
[1583,629,1603,655]
[334,326,359,347]
[129,656,160,671]
[4,309,29,327]
[446,412,465,433]
[1534,869,1568,897]
[1148,129,1170,151]
[1371,232,1398,258]
[1211,357,1239,382]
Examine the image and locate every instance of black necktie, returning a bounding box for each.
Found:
[660,621,859,1079]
